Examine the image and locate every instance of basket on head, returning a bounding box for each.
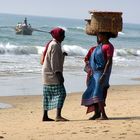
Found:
[85,11,123,38]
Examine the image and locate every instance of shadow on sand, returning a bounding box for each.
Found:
[63,116,140,122]
[109,116,140,120]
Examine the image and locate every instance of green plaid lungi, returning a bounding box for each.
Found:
[43,84,66,110]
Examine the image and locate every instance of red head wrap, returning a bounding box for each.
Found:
[50,27,65,42]
[41,27,65,64]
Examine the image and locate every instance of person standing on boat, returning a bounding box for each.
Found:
[41,27,68,122]
[24,17,27,26]
[81,32,114,120]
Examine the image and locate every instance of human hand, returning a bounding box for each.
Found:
[88,69,93,76]
[63,52,68,56]
[56,72,64,84]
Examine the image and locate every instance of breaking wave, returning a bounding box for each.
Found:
[0,42,140,58]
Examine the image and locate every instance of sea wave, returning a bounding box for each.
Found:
[38,25,85,32]
[62,45,87,56]
[114,48,140,57]
[0,43,87,56]
[68,27,85,31]
[0,42,140,57]
[0,25,15,29]
[62,46,140,57]
[0,43,38,55]
[57,26,68,31]
[37,44,88,56]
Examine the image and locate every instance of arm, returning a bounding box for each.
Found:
[84,47,95,62]
[40,40,52,65]
[103,56,112,75]
[51,45,64,84]
[40,46,48,65]
[84,47,95,73]
[100,56,113,84]
[100,43,114,84]
[56,72,64,84]
[40,53,44,65]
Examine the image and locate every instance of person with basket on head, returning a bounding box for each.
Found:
[81,32,114,120]
[81,11,122,120]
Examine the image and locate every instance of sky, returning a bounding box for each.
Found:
[0,0,140,24]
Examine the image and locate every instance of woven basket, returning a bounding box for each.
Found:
[85,11,123,38]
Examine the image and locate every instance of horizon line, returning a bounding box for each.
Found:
[0,12,140,25]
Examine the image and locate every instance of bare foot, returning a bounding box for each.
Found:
[55,117,69,122]
[98,115,109,120]
[42,118,54,122]
[89,112,101,120]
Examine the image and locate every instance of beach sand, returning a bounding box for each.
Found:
[0,85,140,140]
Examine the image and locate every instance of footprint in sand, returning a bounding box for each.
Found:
[135,133,140,135]
[118,136,125,139]
[83,127,92,129]
[120,133,127,135]
[103,130,109,132]
[2,133,6,135]
[56,132,66,135]
[71,132,77,134]
[0,136,4,139]
[84,131,90,133]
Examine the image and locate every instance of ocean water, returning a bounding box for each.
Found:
[0,13,140,96]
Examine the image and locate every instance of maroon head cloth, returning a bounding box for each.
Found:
[41,27,65,64]
[50,27,65,42]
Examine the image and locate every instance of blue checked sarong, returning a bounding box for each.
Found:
[43,84,66,110]
[81,44,112,106]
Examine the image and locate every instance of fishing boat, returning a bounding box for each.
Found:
[15,25,33,35]
[15,18,33,35]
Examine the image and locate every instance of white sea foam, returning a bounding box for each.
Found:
[0,43,38,55]
[76,27,85,30]
[62,44,88,56]
[68,26,85,31]
[137,50,140,55]
[118,32,125,35]
[57,26,67,31]
[35,46,44,54]
[0,103,12,109]
[114,48,140,57]
[1,43,140,58]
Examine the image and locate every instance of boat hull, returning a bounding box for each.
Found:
[15,26,33,35]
